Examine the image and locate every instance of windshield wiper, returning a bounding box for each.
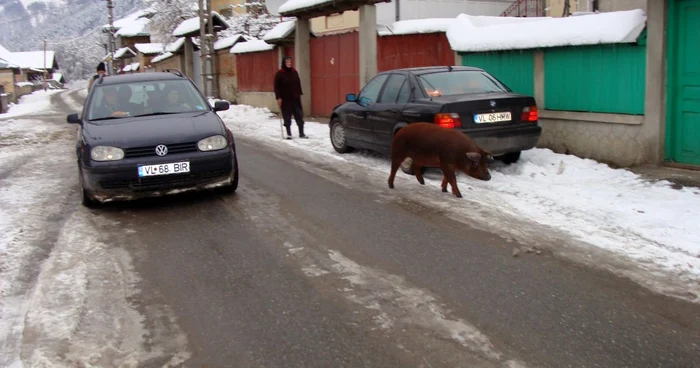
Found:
[132,111,183,118]
[90,116,127,121]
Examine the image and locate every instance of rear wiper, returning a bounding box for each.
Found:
[132,111,182,117]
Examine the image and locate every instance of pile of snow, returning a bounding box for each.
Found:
[384,18,455,36]
[230,39,275,54]
[216,103,700,301]
[447,9,647,52]
[0,90,62,119]
[263,20,296,41]
[214,34,245,51]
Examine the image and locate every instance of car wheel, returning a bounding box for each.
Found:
[497,151,521,165]
[330,117,354,154]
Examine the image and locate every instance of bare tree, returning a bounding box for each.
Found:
[146,0,199,44]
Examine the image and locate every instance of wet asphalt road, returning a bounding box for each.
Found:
[4,90,700,368]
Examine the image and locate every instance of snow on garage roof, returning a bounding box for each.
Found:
[214,34,245,51]
[278,0,331,14]
[151,52,174,64]
[385,18,456,36]
[115,16,151,37]
[172,11,229,37]
[114,47,137,59]
[134,43,165,55]
[263,20,296,42]
[447,9,647,53]
[10,51,56,69]
[230,39,275,54]
[166,37,186,53]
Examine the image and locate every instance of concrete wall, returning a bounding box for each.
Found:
[216,49,238,103]
[153,55,182,72]
[238,92,279,113]
[598,0,646,12]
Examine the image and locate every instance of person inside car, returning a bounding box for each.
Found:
[92,87,129,118]
[162,85,192,112]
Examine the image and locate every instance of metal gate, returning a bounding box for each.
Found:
[309,32,359,117]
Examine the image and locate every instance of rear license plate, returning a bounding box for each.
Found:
[474,112,512,124]
[138,162,190,177]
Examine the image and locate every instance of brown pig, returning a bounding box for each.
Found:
[387,122,492,198]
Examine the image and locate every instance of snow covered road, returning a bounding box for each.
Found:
[216,103,700,303]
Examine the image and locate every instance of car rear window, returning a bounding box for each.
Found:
[416,70,510,97]
[88,79,210,121]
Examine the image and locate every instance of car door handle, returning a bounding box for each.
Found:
[403,112,420,116]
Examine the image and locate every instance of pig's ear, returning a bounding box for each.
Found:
[466,152,481,162]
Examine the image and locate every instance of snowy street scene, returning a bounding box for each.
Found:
[2,0,700,367]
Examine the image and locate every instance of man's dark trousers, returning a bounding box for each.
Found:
[282,99,304,136]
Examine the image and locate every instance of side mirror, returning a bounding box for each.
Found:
[359,96,371,107]
[213,100,230,112]
[67,113,81,124]
[346,93,357,102]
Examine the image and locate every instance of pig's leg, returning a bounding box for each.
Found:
[412,162,425,185]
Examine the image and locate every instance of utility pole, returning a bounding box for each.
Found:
[43,35,47,91]
[207,0,218,98]
[199,0,217,98]
[106,0,116,75]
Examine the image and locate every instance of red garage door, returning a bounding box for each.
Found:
[377,33,454,72]
[310,32,359,117]
[236,49,278,92]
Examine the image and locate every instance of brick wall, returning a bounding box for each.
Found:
[0,70,16,102]
[216,49,238,102]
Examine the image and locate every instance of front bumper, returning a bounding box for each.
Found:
[81,149,234,202]
[461,123,542,156]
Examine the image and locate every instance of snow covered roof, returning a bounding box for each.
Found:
[115,16,151,37]
[10,51,56,69]
[278,0,331,14]
[122,62,141,72]
[263,20,296,42]
[382,18,456,36]
[166,37,186,53]
[105,8,156,31]
[214,34,245,51]
[172,11,230,37]
[230,39,275,54]
[447,9,647,53]
[151,52,175,64]
[134,43,165,55]
[114,47,137,59]
[51,72,64,82]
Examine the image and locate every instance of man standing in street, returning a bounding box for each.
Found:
[274,56,307,139]
[87,62,106,91]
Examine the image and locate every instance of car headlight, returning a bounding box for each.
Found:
[198,135,228,151]
[91,146,124,161]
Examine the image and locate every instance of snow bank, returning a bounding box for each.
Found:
[134,43,164,55]
[216,103,700,301]
[230,39,275,54]
[263,20,296,41]
[386,18,455,36]
[0,90,62,119]
[278,0,331,13]
[447,9,647,52]
[214,34,244,50]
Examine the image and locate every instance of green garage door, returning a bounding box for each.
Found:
[667,0,700,166]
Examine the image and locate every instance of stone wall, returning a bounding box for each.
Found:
[216,49,238,103]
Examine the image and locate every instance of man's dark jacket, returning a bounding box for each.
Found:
[274,60,303,111]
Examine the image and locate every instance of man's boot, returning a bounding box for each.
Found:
[299,124,308,138]
[285,125,292,140]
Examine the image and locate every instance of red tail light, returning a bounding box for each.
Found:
[433,113,461,128]
[521,105,538,122]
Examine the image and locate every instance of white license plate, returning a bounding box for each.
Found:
[474,112,512,124]
[138,162,190,177]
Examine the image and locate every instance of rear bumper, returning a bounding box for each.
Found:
[81,150,234,202]
[460,124,542,156]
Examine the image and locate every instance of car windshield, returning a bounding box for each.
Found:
[87,79,209,121]
[416,70,509,97]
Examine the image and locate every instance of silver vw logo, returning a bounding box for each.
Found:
[489,100,496,108]
[155,144,168,156]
